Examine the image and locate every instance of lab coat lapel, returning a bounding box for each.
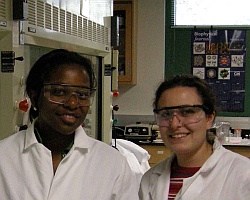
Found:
[152,170,169,199]
[175,141,222,199]
[149,155,174,200]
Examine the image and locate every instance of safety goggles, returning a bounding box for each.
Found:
[43,83,96,107]
[153,105,208,127]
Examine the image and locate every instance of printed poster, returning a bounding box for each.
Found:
[191,30,246,112]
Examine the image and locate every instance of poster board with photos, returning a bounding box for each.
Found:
[191,29,246,112]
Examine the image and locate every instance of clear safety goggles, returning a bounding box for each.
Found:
[43,83,96,107]
[153,105,207,127]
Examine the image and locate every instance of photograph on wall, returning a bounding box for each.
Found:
[191,29,246,112]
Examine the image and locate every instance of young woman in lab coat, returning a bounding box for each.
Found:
[0,49,139,200]
[139,75,250,200]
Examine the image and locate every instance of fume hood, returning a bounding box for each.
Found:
[0,0,115,144]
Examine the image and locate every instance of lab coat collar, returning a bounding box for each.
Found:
[148,138,223,199]
[176,138,223,199]
[24,119,90,152]
[74,126,90,150]
[149,154,175,199]
[25,119,39,150]
[199,138,222,173]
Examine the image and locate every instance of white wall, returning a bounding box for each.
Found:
[113,0,165,124]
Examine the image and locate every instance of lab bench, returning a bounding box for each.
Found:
[223,144,250,158]
[138,141,170,167]
[139,140,250,167]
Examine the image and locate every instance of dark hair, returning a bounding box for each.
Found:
[153,74,216,116]
[25,49,96,122]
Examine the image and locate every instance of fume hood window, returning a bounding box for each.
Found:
[88,0,112,25]
[45,0,112,25]
[174,0,250,26]
[46,0,83,16]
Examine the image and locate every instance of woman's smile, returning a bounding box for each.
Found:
[59,113,80,124]
[169,133,190,139]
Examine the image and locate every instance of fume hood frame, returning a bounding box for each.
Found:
[20,0,111,57]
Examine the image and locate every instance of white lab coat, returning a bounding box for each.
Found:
[112,139,151,187]
[0,122,139,200]
[139,138,250,200]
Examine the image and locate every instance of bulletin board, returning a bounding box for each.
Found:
[191,30,246,112]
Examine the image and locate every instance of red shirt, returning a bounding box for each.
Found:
[168,159,200,200]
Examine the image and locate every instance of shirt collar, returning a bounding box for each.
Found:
[198,137,222,172]
[24,119,39,150]
[73,126,90,151]
[24,119,90,152]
